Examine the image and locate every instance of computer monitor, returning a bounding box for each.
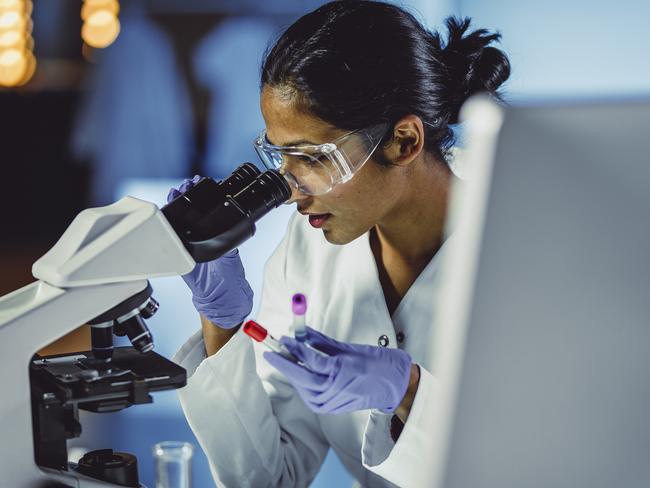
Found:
[430,97,650,488]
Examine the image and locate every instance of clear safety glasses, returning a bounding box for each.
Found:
[253,123,389,196]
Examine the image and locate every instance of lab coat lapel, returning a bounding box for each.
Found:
[390,235,454,365]
[320,231,396,349]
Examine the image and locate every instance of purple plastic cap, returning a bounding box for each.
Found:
[291,293,307,315]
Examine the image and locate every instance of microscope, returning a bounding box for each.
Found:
[0,164,291,487]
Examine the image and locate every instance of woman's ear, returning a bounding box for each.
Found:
[382,115,425,166]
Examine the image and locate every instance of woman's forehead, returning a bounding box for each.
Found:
[260,86,342,146]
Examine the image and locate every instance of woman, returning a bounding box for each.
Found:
[171,1,510,486]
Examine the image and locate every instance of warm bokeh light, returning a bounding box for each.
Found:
[81,9,120,48]
[0,30,31,50]
[0,29,20,47]
[0,10,26,31]
[16,48,34,85]
[80,0,121,50]
[0,0,33,87]
[0,0,28,12]
[0,47,27,86]
[81,0,119,22]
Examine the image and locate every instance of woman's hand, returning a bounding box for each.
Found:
[168,177,253,331]
[264,327,415,417]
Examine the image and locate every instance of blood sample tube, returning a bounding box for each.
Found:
[243,320,300,363]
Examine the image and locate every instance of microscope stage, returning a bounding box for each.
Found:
[31,347,187,412]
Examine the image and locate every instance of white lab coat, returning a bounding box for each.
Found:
[173,212,450,487]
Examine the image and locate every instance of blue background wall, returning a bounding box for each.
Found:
[457,0,650,100]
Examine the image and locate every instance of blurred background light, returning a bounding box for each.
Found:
[0,0,33,87]
[16,48,34,84]
[81,0,119,21]
[0,48,24,85]
[81,0,120,49]
[0,30,32,50]
[0,10,26,31]
[0,0,29,11]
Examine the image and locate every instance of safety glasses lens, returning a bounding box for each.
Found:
[280,152,335,195]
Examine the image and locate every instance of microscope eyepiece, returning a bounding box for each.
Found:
[221,162,262,195]
[162,164,292,263]
[231,169,292,221]
[162,163,261,225]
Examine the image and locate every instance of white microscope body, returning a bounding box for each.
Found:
[0,196,195,487]
[0,162,289,487]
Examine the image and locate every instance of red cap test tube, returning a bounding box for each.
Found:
[243,320,299,363]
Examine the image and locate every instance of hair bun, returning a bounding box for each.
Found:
[435,17,511,124]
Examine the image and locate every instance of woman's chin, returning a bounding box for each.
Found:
[320,221,364,246]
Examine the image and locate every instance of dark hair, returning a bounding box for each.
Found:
[261,0,510,162]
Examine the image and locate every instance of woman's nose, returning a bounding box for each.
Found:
[285,183,310,205]
[278,168,310,204]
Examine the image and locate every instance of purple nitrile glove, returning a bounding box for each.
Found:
[167,174,203,202]
[264,327,412,414]
[167,176,253,329]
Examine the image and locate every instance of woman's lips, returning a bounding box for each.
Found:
[308,214,330,228]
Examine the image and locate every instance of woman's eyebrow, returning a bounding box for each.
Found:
[266,134,316,147]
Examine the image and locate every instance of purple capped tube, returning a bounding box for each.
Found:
[292,293,307,342]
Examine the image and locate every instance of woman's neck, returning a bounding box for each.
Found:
[374,157,455,264]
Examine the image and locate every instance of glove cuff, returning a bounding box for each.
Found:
[379,350,412,414]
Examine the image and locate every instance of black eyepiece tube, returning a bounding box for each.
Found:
[162,163,261,229]
[231,170,292,221]
[162,165,291,263]
[220,162,262,196]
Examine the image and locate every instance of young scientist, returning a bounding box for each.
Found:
[170,1,510,486]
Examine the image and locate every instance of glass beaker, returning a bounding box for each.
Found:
[152,441,194,488]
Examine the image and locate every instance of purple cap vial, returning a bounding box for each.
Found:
[291,293,307,315]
